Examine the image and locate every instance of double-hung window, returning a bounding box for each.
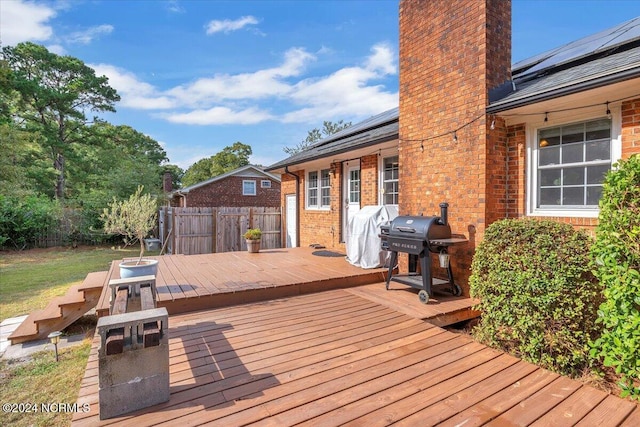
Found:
[533,118,611,214]
[307,169,330,209]
[242,180,256,196]
[382,156,399,205]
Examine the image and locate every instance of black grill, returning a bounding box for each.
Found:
[381,203,466,304]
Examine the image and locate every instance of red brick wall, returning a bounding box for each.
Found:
[180,176,281,208]
[361,154,379,206]
[622,97,640,158]
[399,0,511,292]
[300,163,342,248]
[506,122,526,218]
[280,155,384,250]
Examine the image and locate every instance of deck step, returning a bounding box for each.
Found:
[8,271,108,345]
[77,271,109,291]
[6,313,40,343]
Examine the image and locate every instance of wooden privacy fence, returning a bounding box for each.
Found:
[159,207,281,255]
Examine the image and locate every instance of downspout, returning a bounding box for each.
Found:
[285,166,301,247]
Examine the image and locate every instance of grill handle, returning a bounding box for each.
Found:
[396,226,416,233]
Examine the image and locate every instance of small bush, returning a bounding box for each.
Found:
[101,185,158,261]
[470,219,601,377]
[590,154,640,400]
[243,228,262,240]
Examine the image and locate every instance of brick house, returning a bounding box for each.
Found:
[169,165,281,208]
[266,0,640,293]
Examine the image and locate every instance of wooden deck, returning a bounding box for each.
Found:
[73,289,639,426]
[96,247,389,317]
[95,247,475,327]
[346,282,480,327]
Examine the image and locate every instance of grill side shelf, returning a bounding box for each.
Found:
[390,275,449,288]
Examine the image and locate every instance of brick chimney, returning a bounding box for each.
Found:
[162,171,173,193]
[399,0,511,290]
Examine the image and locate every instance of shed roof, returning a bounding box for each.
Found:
[488,16,640,113]
[173,165,280,195]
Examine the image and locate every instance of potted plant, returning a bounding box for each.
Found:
[102,185,159,278]
[243,228,262,253]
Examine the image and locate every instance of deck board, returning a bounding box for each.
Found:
[346,281,480,325]
[73,289,638,426]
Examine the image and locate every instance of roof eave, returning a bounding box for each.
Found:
[265,133,397,173]
[487,66,640,114]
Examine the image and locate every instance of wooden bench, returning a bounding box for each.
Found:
[97,274,169,419]
[105,284,160,355]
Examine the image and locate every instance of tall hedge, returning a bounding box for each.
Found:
[0,195,61,250]
[470,219,601,377]
[590,154,640,399]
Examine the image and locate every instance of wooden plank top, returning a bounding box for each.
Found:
[72,289,639,426]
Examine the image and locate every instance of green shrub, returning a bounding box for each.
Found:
[243,228,262,240]
[470,219,601,377]
[0,194,61,250]
[590,154,640,400]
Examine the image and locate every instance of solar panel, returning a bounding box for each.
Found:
[514,16,640,77]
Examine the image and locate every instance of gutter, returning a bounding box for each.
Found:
[487,66,640,114]
[284,166,300,248]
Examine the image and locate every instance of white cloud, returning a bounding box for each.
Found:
[366,43,397,74]
[67,24,114,44]
[47,44,67,55]
[163,106,273,125]
[282,43,398,122]
[166,1,185,13]
[0,0,56,46]
[90,63,175,109]
[167,47,314,107]
[90,42,396,126]
[206,15,258,35]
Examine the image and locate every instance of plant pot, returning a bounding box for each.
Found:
[246,239,261,253]
[119,259,159,278]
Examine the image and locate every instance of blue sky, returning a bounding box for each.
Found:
[2,0,640,171]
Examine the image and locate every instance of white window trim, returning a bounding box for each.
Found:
[261,180,271,188]
[306,169,331,210]
[526,109,621,218]
[242,180,257,196]
[378,153,400,207]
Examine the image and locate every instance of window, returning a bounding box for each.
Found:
[261,180,271,188]
[307,169,330,209]
[321,169,331,207]
[349,169,360,204]
[242,180,256,196]
[382,156,399,205]
[532,118,611,213]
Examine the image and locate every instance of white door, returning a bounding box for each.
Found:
[286,194,297,248]
[343,162,361,240]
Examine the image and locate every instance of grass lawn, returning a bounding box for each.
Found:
[0,244,160,426]
[0,245,158,322]
[0,342,92,427]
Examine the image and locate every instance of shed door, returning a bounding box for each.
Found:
[286,194,297,248]
[343,162,361,240]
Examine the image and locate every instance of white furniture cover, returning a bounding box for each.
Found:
[345,205,398,269]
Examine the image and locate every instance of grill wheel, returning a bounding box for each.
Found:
[418,290,429,304]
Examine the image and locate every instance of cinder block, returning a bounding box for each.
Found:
[97,308,169,420]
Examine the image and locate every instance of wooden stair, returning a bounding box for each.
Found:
[8,271,108,344]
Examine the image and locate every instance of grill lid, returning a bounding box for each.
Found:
[388,216,451,241]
